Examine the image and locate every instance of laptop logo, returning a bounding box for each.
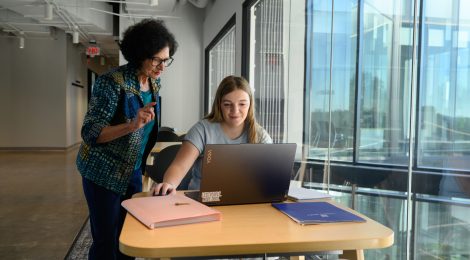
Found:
[206,149,212,164]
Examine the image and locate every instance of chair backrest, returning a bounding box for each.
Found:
[156,130,181,142]
[146,144,191,190]
[159,126,175,132]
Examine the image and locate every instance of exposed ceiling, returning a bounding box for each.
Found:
[0,0,208,62]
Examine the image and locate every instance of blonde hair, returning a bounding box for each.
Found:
[205,75,260,143]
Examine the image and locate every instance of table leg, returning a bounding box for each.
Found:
[340,249,364,260]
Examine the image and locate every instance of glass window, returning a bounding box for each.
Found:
[305,0,357,161]
[414,0,470,258]
[242,0,470,259]
[205,16,236,113]
[418,0,470,171]
[246,0,288,143]
[357,0,415,165]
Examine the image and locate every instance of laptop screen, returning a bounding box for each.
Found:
[186,143,297,206]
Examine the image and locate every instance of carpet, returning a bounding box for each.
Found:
[64,217,92,260]
[64,217,147,260]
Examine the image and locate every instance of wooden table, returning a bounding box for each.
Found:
[119,192,394,259]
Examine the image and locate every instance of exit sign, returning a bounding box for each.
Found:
[86,46,100,57]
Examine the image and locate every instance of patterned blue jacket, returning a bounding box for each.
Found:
[76,64,161,194]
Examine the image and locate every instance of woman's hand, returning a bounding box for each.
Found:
[96,101,156,143]
[132,102,157,130]
[151,182,177,196]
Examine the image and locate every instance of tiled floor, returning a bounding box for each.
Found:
[0,148,88,259]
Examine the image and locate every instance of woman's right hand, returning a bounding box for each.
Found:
[132,102,157,131]
[151,182,176,196]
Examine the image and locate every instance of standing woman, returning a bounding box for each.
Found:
[76,19,177,259]
[153,75,272,196]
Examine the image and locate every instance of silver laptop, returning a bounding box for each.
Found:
[185,143,297,206]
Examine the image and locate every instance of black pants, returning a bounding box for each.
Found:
[82,169,142,260]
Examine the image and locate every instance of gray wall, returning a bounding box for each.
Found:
[66,40,88,148]
[0,30,86,149]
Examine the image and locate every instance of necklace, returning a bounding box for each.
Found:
[139,78,149,92]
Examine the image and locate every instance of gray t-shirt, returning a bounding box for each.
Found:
[184,119,272,190]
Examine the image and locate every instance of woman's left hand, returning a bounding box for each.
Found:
[151,181,176,196]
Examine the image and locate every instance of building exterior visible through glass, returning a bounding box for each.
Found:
[243,0,470,259]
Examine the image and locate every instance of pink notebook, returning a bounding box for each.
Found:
[121,193,221,229]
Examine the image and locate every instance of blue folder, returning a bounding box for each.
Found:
[272,202,366,224]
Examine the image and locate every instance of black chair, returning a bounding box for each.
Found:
[156,129,181,142]
[146,144,191,190]
[159,126,175,132]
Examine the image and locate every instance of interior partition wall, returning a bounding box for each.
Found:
[242,0,470,259]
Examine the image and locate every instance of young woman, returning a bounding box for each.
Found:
[76,19,177,259]
[153,75,272,196]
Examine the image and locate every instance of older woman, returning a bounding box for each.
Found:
[153,75,272,196]
[76,19,177,259]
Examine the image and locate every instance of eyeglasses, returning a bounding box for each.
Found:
[150,56,174,67]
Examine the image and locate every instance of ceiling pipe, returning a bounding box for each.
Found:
[89,0,154,5]
[1,23,31,47]
[5,22,65,27]
[188,0,209,8]
[3,29,49,34]
[48,0,91,45]
[3,23,22,33]
[46,0,72,29]
[89,8,179,19]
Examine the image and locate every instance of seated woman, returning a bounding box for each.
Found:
[153,75,272,195]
